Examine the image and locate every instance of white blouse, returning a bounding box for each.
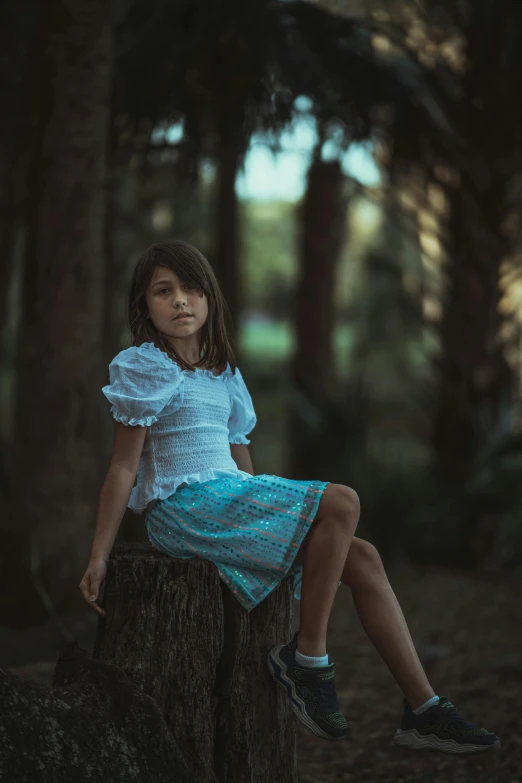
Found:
[102,342,256,513]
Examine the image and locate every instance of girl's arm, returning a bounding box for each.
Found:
[230,444,254,475]
[89,422,147,563]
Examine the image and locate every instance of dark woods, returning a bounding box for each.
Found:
[1,0,522,628]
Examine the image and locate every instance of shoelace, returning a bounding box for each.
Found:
[316,678,340,712]
[295,667,339,712]
[438,700,476,730]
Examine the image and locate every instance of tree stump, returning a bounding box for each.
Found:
[92,542,299,783]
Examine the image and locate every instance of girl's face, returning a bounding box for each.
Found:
[145,266,208,347]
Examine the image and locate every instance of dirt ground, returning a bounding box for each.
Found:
[2,565,521,783]
[292,565,522,783]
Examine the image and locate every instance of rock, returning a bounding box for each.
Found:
[0,641,200,783]
[5,660,56,687]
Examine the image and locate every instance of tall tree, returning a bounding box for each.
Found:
[0,0,39,397]
[0,0,111,627]
[289,153,346,479]
[429,3,521,477]
[380,1,522,476]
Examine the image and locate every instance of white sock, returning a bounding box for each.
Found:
[295,648,329,668]
[413,695,440,715]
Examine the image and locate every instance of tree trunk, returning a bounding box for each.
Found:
[424,8,519,479]
[431,179,513,479]
[213,112,242,337]
[93,543,299,783]
[0,165,18,354]
[289,157,345,479]
[0,0,111,627]
[101,103,120,374]
[0,3,36,356]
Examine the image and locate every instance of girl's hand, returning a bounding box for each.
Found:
[79,559,107,617]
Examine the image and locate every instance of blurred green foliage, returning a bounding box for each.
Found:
[239,321,356,373]
[242,201,297,310]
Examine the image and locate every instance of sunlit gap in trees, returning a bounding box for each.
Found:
[147,98,393,376]
[149,96,382,203]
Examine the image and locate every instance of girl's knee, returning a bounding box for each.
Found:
[294,485,360,568]
[321,483,360,532]
[346,538,385,588]
[352,538,382,570]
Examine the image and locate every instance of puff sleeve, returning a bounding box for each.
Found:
[227,367,257,445]
[102,343,184,427]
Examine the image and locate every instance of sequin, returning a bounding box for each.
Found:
[145,474,335,611]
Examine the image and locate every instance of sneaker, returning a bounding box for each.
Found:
[267,630,348,741]
[393,697,500,754]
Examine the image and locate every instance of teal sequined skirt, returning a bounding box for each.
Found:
[145,473,330,611]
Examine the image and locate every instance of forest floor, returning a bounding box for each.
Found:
[2,564,521,783]
[292,564,522,783]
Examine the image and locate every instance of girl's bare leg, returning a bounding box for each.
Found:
[341,538,435,710]
[295,486,434,709]
[296,484,361,658]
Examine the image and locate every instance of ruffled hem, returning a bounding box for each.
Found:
[110,406,157,427]
[228,434,251,445]
[103,343,185,423]
[138,342,234,380]
[130,467,253,514]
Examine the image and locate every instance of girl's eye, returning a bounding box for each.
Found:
[156,284,198,295]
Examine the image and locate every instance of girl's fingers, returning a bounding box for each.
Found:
[79,581,106,615]
[88,595,105,616]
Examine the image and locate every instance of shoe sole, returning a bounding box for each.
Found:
[393,728,500,754]
[267,644,347,741]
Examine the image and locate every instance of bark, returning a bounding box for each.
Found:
[289,158,345,479]
[431,182,514,480]
[0,0,111,627]
[0,4,38,370]
[427,7,519,479]
[93,543,299,783]
[101,104,119,373]
[0,157,17,350]
[0,6,39,514]
[213,112,242,336]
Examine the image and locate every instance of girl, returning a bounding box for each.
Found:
[80,240,499,755]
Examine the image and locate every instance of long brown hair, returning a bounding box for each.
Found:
[128,240,236,374]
